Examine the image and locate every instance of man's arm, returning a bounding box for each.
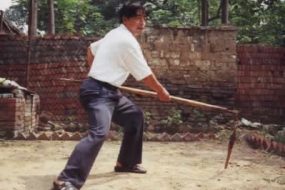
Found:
[142,74,170,102]
[86,47,94,68]
[87,39,104,67]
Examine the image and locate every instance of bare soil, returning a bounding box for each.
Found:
[0,140,284,190]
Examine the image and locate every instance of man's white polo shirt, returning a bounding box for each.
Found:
[88,24,152,87]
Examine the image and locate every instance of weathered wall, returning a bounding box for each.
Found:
[8,27,285,128]
[0,92,39,137]
[129,26,237,129]
[0,27,237,129]
[0,35,93,124]
[0,35,27,84]
[237,45,285,123]
[141,26,237,105]
[0,98,25,135]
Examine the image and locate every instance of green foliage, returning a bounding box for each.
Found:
[47,0,115,36]
[147,0,199,27]
[143,111,152,126]
[5,0,285,46]
[7,0,116,36]
[273,129,285,144]
[192,109,206,118]
[230,0,285,46]
[274,135,285,144]
[5,0,28,32]
[157,108,183,134]
[160,108,183,127]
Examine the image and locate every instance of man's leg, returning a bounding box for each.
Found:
[56,98,115,189]
[112,96,144,169]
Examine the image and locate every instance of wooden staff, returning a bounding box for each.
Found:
[119,86,237,114]
[58,78,237,114]
[58,77,238,169]
[122,83,238,170]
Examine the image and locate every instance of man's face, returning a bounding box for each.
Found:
[123,9,146,37]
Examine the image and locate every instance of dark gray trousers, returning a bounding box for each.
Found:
[58,78,144,189]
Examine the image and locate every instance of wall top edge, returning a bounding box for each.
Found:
[0,25,238,41]
[0,35,99,41]
[150,25,238,31]
[237,44,285,51]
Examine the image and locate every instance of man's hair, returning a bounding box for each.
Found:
[118,2,146,23]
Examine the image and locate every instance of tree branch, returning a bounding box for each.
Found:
[208,0,222,22]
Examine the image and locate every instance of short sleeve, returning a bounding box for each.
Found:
[122,43,152,81]
[90,38,104,55]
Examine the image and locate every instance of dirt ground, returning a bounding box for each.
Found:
[0,139,284,190]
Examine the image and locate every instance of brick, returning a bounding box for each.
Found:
[50,132,61,140]
[59,132,71,140]
[26,132,38,140]
[1,30,284,127]
[183,133,198,141]
[69,132,82,141]
[37,132,51,140]
[170,133,183,141]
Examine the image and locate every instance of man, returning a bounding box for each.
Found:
[53,2,170,190]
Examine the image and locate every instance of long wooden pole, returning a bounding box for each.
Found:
[120,86,237,114]
[58,78,238,114]
[58,77,238,169]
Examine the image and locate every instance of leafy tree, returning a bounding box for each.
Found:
[5,0,285,46]
[6,0,111,36]
[5,0,29,32]
[146,0,200,27]
[44,0,113,36]
[230,0,285,46]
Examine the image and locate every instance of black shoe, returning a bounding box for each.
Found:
[114,165,147,174]
[53,181,79,190]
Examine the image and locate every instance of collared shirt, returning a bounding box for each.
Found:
[88,24,152,87]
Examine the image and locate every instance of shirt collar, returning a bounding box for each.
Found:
[119,24,134,37]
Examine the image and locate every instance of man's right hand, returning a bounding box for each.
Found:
[157,87,171,102]
[142,74,171,102]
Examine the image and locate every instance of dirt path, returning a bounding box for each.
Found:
[0,140,284,190]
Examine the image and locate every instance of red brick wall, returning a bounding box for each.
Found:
[0,35,96,124]
[0,35,27,85]
[237,45,285,123]
[2,30,284,125]
[0,27,238,127]
[0,98,25,135]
